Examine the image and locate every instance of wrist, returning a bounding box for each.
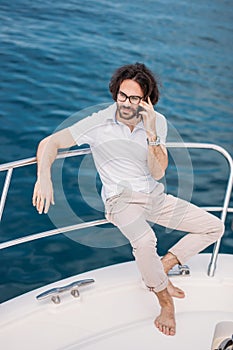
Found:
[147,133,157,142]
[37,169,51,180]
[147,135,161,146]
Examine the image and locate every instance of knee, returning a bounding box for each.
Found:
[210,216,225,241]
[132,230,157,252]
[215,218,225,239]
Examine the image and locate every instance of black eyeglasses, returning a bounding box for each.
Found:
[117,91,143,105]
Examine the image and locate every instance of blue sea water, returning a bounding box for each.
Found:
[0,0,232,302]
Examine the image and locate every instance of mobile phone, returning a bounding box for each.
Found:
[137,106,145,118]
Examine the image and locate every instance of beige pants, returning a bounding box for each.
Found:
[105,184,224,292]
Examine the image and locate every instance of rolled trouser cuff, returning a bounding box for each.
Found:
[147,275,168,293]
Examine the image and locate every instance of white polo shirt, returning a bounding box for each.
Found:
[69,103,167,202]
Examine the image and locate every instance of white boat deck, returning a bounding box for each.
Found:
[1,254,232,350]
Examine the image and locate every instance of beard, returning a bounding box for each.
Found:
[117,103,138,120]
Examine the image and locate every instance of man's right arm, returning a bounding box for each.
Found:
[32,128,76,214]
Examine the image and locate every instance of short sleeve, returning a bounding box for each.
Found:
[68,114,98,146]
[68,103,116,146]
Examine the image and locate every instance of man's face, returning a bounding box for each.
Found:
[116,79,144,121]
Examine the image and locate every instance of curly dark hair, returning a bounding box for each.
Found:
[109,63,160,105]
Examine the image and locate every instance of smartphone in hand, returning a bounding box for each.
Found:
[137,106,145,119]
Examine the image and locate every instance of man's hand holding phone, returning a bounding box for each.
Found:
[138,97,157,140]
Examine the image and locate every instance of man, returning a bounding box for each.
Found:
[33,63,224,336]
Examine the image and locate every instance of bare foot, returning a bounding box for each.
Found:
[154,303,176,336]
[167,279,185,299]
[153,288,176,336]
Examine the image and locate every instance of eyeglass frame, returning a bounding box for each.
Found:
[117,90,144,105]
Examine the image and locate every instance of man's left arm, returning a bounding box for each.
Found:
[147,141,168,180]
[139,98,168,180]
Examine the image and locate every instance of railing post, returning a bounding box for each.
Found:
[207,147,233,276]
[0,168,13,222]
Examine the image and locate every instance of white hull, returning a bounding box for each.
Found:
[1,253,232,350]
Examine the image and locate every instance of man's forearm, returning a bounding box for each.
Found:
[33,129,76,214]
[36,128,76,178]
[139,101,168,180]
[147,144,168,180]
[36,136,58,179]
[32,135,58,214]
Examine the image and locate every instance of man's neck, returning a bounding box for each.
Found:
[116,111,141,132]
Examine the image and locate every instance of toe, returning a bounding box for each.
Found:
[158,323,164,333]
[169,327,176,336]
[154,320,160,329]
[178,289,185,297]
[163,325,170,336]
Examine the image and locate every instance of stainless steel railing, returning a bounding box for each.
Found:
[0,143,232,277]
